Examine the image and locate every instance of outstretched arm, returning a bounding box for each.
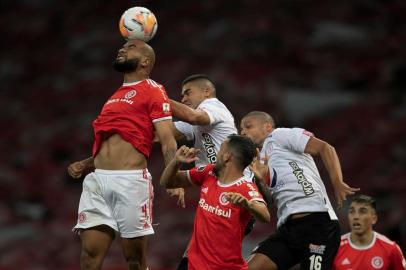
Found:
[305,137,360,208]
[170,100,210,125]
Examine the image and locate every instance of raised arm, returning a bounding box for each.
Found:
[160,146,199,188]
[304,137,359,208]
[170,99,210,125]
[154,120,178,166]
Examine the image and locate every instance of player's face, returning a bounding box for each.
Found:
[181,82,206,109]
[240,116,269,146]
[113,40,142,72]
[214,141,229,175]
[348,202,377,236]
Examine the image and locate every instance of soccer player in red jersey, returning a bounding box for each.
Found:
[160,134,270,270]
[67,39,177,270]
[333,194,406,270]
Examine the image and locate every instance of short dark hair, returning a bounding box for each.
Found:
[243,111,276,128]
[351,194,377,211]
[226,134,257,170]
[181,74,214,87]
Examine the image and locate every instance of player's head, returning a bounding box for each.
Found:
[180,74,216,109]
[113,39,155,75]
[348,194,377,236]
[240,111,275,147]
[214,134,256,174]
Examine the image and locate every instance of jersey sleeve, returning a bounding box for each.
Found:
[174,121,194,141]
[147,81,173,123]
[238,181,266,205]
[187,164,215,186]
[273,128,314,153]
[391,244,406,270]
[198,101,223,125]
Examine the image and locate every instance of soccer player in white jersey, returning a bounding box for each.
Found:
[165,74,238,206]
[240,111,359,270]
[333,194,406,270]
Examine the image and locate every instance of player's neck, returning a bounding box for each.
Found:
[350,230,375,247]
[218,166,243,184]
[123,72,148,83]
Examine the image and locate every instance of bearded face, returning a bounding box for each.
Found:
[113,57,139,73]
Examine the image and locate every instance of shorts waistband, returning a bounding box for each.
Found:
[95,168,149,175]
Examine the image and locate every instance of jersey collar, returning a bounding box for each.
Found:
[348,231,376,250]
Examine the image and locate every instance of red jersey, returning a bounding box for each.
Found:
[187,164,266,270]
[333,232,406,270]
[92,79,172,157]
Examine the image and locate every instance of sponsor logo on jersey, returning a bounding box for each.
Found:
[162,103,170,113]
[199,198,231,218]
[309,244,326,255]
[289,161,314,196]
[371,256,384,269]
[125,90,137,99]
[202,133,217,164]
[219,192,230,206]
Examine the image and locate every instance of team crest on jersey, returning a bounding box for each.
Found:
[162,103,170,113]
[371,256,384,269]
[124,90,137,99]
[219,192,230,206]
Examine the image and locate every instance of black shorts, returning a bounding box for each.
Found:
[252,212,340,270]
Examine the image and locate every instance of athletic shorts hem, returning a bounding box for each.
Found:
[120,228,154,238]
[72,222,118,234]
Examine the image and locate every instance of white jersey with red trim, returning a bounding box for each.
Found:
[174,98,237,167]
[260,127,337,227]
[333,232,406,270]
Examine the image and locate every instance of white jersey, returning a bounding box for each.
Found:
[260,127,337,227]
[174,98,237,167]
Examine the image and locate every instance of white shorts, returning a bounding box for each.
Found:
[73,169,154,238]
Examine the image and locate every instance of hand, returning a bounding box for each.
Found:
[167,188,186,208]
[175,145,199,164]
[249,148,269,182]
[67,161,86,179]
[333,181,360,209]
[225,192,250,208]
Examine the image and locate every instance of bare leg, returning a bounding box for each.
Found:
[248,253,278,270]
[121,236,148,270]
[80,225,115,270]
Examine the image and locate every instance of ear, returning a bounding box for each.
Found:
[223,152,232,163]
[265,122,273,132]
[371,213,378,226]
[203,87,213,98]
[140,57,150,68]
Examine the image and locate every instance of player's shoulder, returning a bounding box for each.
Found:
[339,233,351,246]
[375,232,397,247]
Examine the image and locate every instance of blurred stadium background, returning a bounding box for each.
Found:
[1,0,405,269]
